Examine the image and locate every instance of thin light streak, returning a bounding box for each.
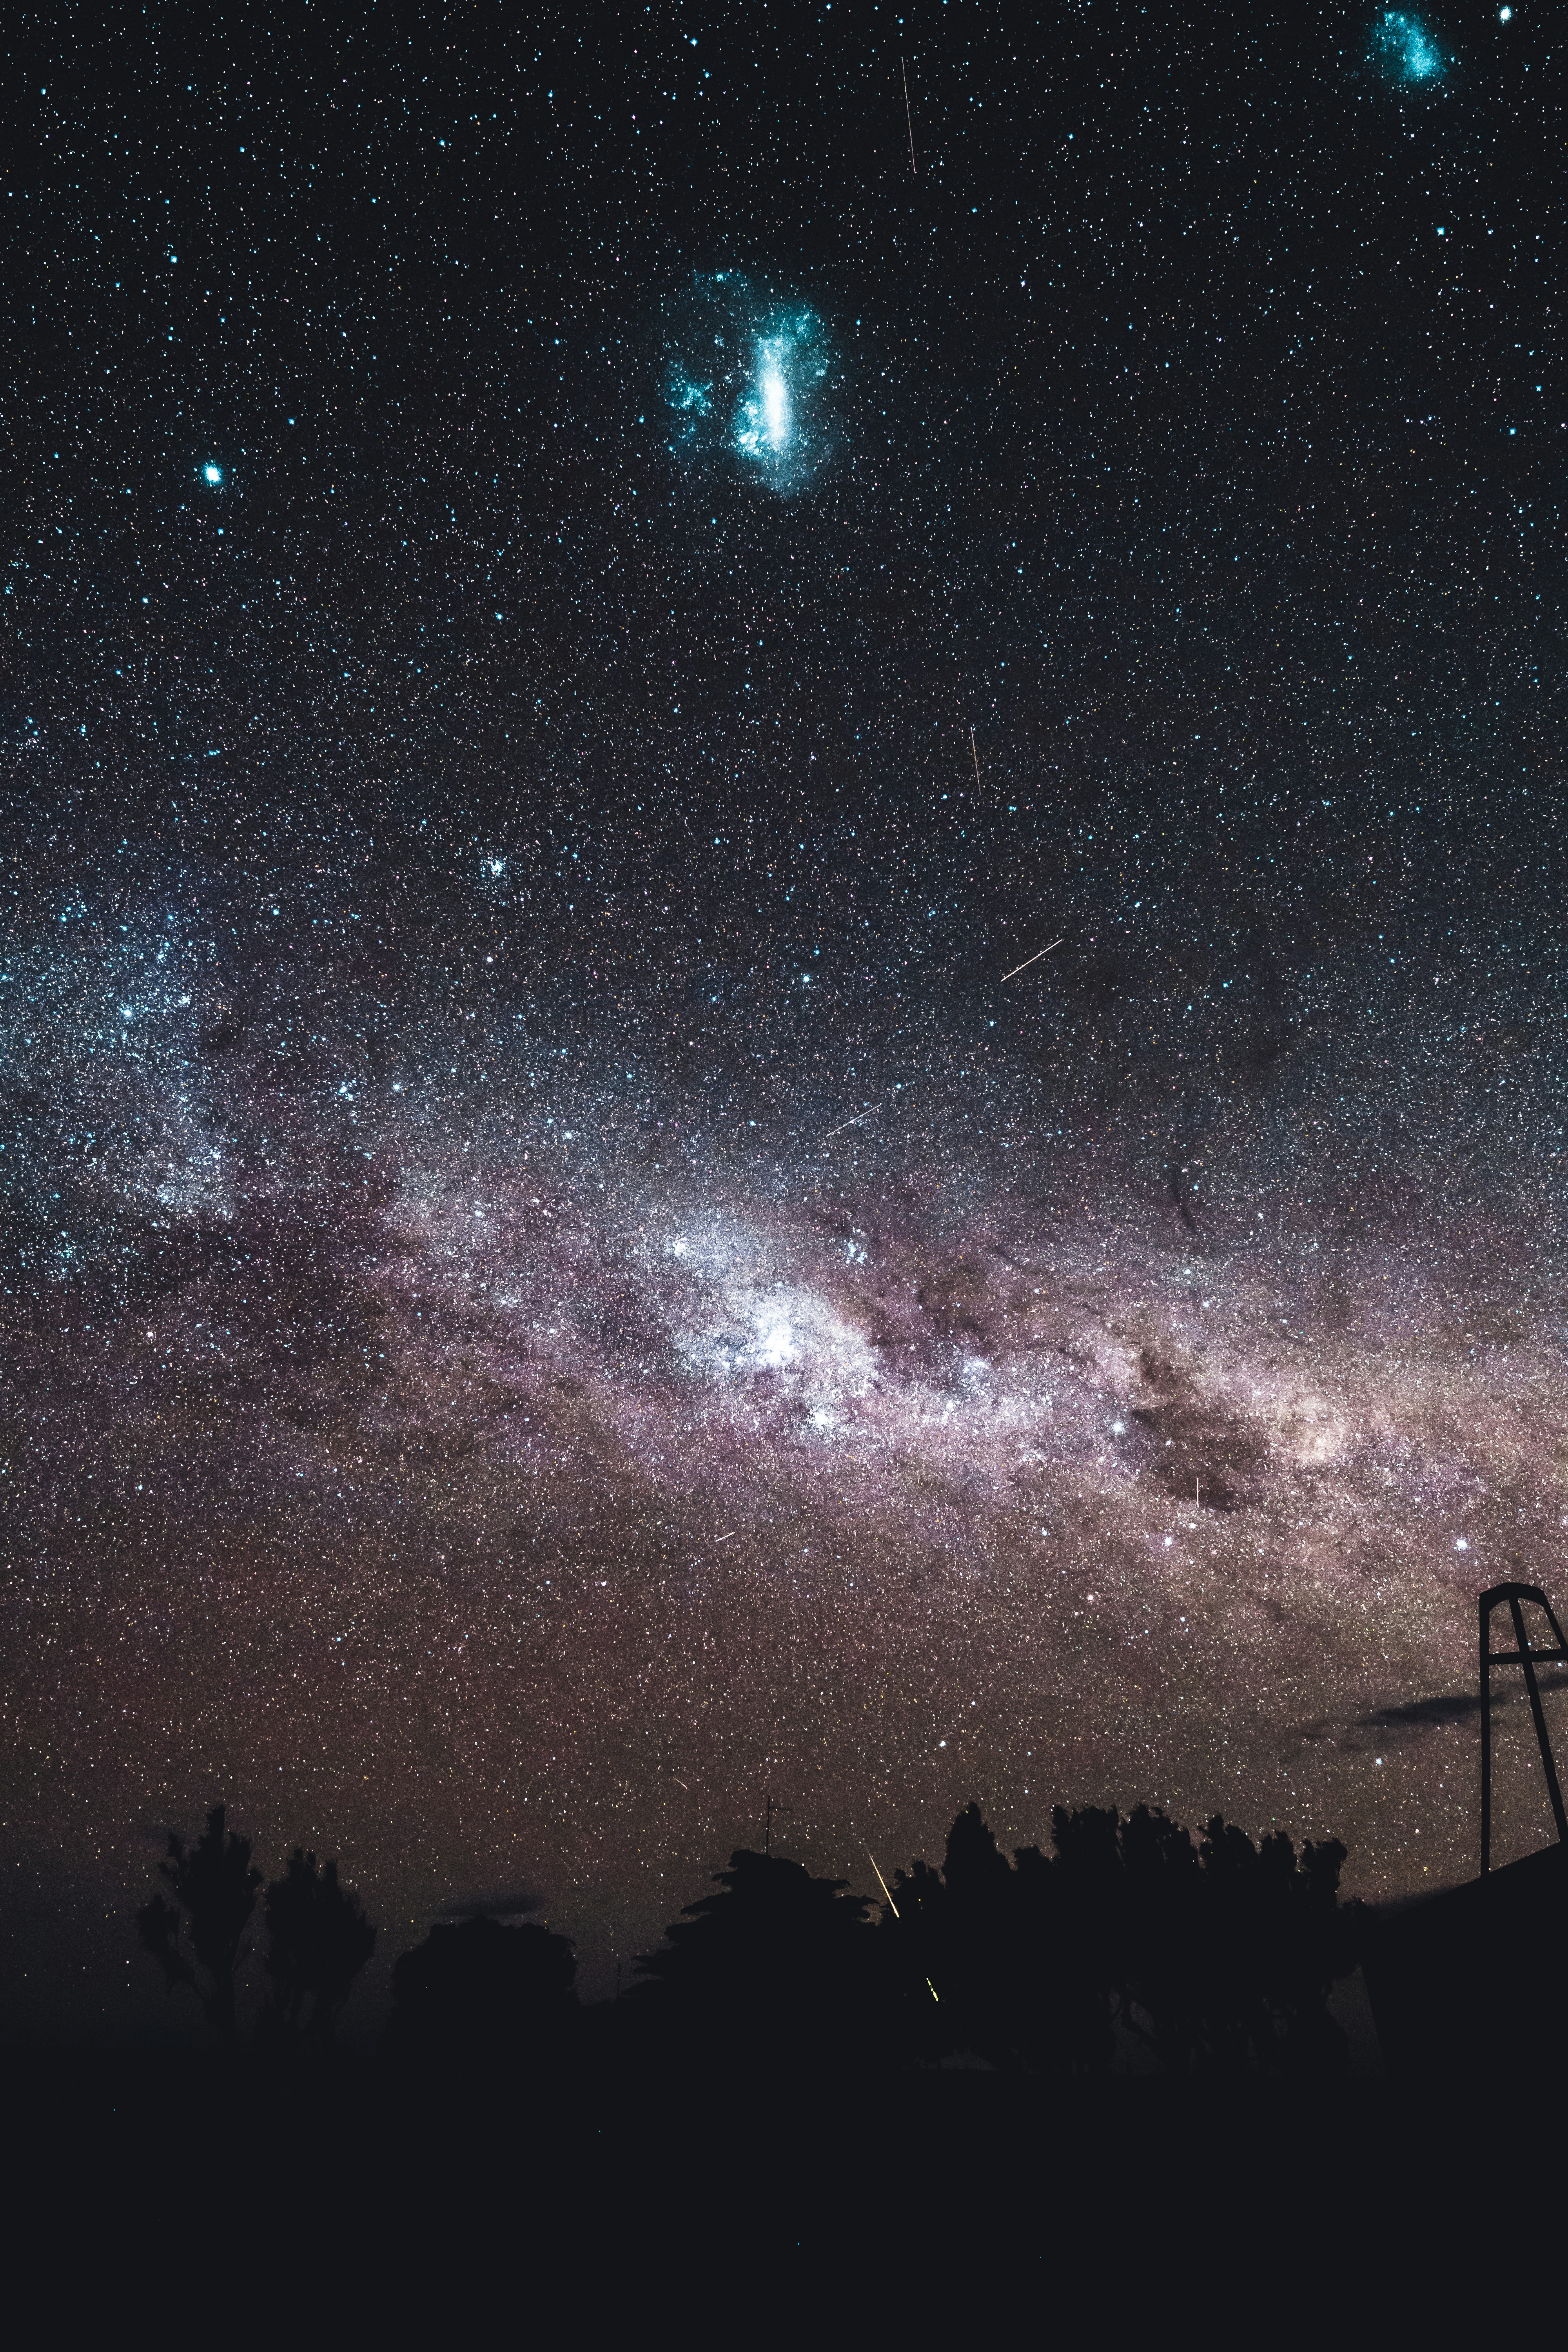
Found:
[1000,938,1064,982]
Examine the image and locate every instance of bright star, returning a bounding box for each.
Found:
[203,463,222,485]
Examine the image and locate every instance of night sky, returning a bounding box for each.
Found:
[4,0,1568,2035]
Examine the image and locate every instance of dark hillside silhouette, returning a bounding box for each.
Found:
[262,1849,377,2044]
[136,1806,263,2043]
[390,1915,578,2060]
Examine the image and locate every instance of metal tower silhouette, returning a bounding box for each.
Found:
[1479,1583,1568,1875]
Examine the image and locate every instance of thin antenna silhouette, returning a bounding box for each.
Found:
[901,53,917,172]
[1480,1582,1568,1873]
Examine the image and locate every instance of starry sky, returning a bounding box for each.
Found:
[4,0,1568,2034]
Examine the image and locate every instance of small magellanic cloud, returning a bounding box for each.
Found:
[1369,11,1445,86]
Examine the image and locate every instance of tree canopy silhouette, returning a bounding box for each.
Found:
[136,1806,262,2043]
[390,1915,578,2059]
[1054,1803,1362,2076]
[634,1848,885,2067]
[886,1801,1364,2078]
[262,1848,377,2043]
[885,1804,1111,2072]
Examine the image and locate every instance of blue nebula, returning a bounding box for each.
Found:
[659,275,834,493]
[1370,11,1445,84]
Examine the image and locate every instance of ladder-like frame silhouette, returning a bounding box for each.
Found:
[1480,1583,1568,1875]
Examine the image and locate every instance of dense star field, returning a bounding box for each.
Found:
[4,1,1568,2033]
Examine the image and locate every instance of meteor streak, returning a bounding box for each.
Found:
[822,1105,879,1141]
[1000,938,1063,982]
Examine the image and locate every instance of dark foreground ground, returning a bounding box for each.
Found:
[8,2046,1547,2328]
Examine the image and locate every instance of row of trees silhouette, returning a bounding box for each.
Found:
[138,1801,1365,2078]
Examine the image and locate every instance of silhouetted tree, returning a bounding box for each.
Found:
[1109,1806,1213,2070]
[635,1849,884,2069]
[881,1810,1011,2063]
[879,1857,952,2061]
[136,1805,262,2042]
[390,1916,578,2061]
[262,1849,377,2044]
[887,1805,1113,2074]
[1186,1814,1361,2078]
[1009,1833,1116,2076]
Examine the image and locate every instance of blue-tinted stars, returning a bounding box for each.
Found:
[1370,11,1445,84]
[668,376,713,417]
[201,462,223,486]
